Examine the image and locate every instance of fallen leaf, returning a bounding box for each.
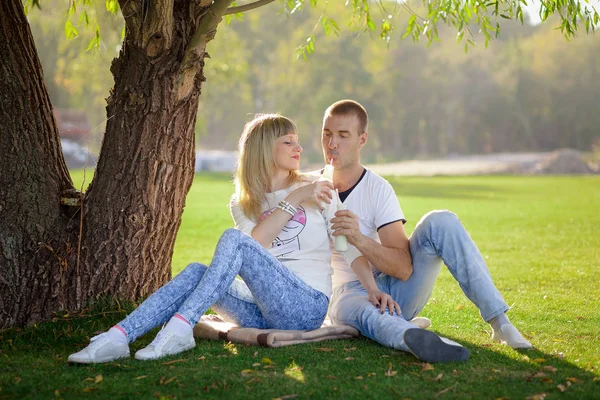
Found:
[344,347,357,352]
[82,387,96,393]
[566,377,583,383]
[567,381,572,387]
[542,366,557,372]
[253,351,258,357]
[541,378,553,383]
[452,370,460,376]
[492,369,501,373]
[162,377,175,386]
[421,363,434,373]
[534,358,546,363]
[557,384,568,392]
[263,365,275,369]
[14,377,22,384]
[262,357,273,364]
[435,383,457,397]
[385,362,397,377]
[252,363,261,367]
[456,304,465,311]
[245,377,262,385]
[355,376,364,380]
[381,355,390,358]
[367,372,377,377]
[134,376,148,380]
[593,377,600,382]
[434,373,443,382]
[94,375,103,384]
[162,359,186,365]
[197,356,206,360]
[54,389,60,397]
[316,347,335,352]
[575,316,585,320]
[532,372,546,379]
[241,369,254,376]
[345,357,355,361]
[522,355,531,362]
[525,393,547,400]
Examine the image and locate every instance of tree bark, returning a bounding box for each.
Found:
[0,0,230,328]
[74,1,209,307]
[0,0,75,327]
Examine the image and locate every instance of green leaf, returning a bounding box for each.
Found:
[366,15,376,31]
[65,19,79,39]
[106,0,119,14]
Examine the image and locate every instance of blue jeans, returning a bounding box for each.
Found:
[118,229,329,342]
[328,210,509,352]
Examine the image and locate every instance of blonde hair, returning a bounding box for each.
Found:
[234,114,302,220]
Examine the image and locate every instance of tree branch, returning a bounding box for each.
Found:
[175,0,236,100]
[223,0,277,15]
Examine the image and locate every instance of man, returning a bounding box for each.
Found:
[323,99,532,363]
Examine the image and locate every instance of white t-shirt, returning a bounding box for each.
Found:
[230,180,362,298]
[330,169,406,289]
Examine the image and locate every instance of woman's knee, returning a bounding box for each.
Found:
[179,262,208,279]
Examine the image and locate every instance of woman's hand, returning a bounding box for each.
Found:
[286,181,334,208]
[367,290,402,316]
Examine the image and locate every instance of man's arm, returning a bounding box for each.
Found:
[350,256,401,315]
[332,212,413,281]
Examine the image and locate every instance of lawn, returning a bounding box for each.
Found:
[1,173,599,399]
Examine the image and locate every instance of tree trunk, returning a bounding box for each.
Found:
[72,2,208,307]
[0,0,214,328]
[0,0,75,327]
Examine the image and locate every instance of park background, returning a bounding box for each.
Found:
[1,0,600,398]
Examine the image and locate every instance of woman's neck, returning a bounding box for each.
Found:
[269,171,291,192]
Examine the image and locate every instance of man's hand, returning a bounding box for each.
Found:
[367,290,402,316]
[331,209,363,246]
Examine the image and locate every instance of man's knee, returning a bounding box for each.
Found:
[415,210,460,232]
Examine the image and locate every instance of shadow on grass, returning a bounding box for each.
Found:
[1,300,597,399]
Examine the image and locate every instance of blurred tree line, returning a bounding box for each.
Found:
[29,0,599,163]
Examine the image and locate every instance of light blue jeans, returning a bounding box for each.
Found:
[118,229,329,342]
[328,210,509,352]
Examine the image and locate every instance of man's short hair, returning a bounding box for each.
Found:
[324,99,368,134]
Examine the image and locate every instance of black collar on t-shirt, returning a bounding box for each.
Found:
[338,168,367,202]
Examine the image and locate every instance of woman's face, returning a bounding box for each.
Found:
[273,132,302,173]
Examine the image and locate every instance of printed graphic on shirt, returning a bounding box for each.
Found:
[260,206,307,258]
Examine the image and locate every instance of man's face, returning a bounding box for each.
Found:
[321,113,366,170]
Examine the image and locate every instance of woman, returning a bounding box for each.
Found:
[68,114,349,363]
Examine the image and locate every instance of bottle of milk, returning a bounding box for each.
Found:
[334,189,348,252]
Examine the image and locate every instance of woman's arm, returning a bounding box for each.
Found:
[231,181,334,248]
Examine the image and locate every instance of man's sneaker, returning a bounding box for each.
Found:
[135,327,196,361]
[68,333,130,364]
[404,328,470,363]
[408,317,431,329]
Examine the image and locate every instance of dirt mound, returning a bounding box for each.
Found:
[531,149,592,174]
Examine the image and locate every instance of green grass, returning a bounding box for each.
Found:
[2,174,599,399]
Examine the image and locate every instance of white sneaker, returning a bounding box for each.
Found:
[68,333,130,364]
[135,327,196,361]
[408,316,431,329]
